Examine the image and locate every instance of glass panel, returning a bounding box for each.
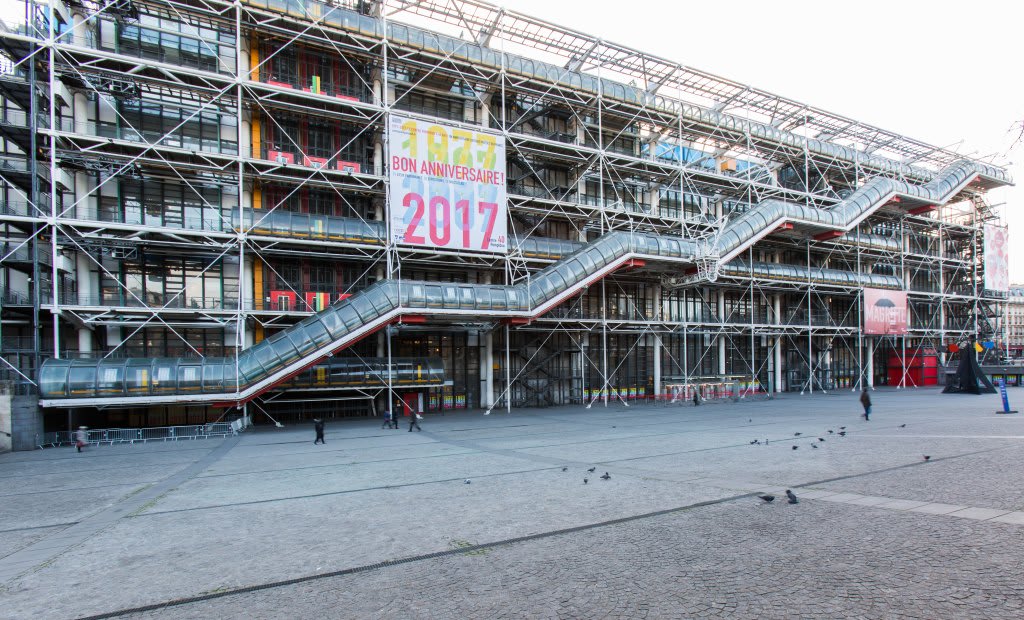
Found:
[272,335,300,366]
[350,294,377,321]
[286,328,316,358]
[299,319,332,347]
[39,361,71,397]
[202,361,225,392]
[126,360,152,395]
[332,305,361,334]
[177,363,202,392]
[96,361,126,396]
[68,365,96,396]
[152,360,177,393]
[424,285,442,308]
[475,287,490,310]
[237,353,264,385]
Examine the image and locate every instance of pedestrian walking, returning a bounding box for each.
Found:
[692,389,700,407]
[382,409,395,429]
[408,411,422,432]
[860,389,872,421]
[313,418,326,444]
[75,426,88,453]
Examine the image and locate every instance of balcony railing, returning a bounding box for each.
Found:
[45,294,248,311]
[50,118,239,156]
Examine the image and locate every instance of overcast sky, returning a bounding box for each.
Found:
[498,0,1024,279]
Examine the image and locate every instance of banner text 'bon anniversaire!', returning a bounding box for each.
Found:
[388,115,507,254]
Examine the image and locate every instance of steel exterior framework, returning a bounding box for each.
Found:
[0,0,1010,420]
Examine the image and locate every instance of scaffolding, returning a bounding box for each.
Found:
[0,0,1011,427]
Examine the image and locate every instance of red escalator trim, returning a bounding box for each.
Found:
[813,230,844,241]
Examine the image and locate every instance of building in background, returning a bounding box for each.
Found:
[0,0,1011,433]
[1005,286,1024,359]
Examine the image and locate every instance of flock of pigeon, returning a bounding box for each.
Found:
[753,421,929,506]
[578,466,611,484]
[465,422,928,491]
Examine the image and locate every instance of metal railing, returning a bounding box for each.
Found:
[47,294,247,310]
[39,423,235,448]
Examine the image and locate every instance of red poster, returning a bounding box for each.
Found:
[864,289,908,335]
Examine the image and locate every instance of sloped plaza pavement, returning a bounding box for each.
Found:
[2,388,1024,619]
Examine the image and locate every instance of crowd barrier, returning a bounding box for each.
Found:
[581,379,766,406]
[39,422,237,448]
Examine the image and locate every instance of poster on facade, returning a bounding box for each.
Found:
[388,114,507,253]
[984,224,1009,292]
[863,288,908,335]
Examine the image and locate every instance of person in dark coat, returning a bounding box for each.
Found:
[313,418,325,444]
[860,390,872,421]
[408,411,422,432]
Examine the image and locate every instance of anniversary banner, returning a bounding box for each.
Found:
[388,114,507,253]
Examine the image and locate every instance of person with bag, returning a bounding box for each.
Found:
[313,418,326,444]
[408,410,422,432]
[860,389,872,421]
[75,426,88,452]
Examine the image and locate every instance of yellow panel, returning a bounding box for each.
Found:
[251,116,261,160]
[249,35,260,81]
[253,256,264,313]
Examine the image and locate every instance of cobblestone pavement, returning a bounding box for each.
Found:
[1,388,1023,619]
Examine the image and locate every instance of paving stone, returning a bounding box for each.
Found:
[908,503,970,515]
[817,492,866,504]
[0,389,1023,619]
[875,498,931,510]
[846,495,892,507]
[947,507,1013,521]
[990,512,1024,525]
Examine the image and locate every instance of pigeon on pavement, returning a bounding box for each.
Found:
[561,466,568,472]
[811,444,819,449]
[899,424,906,428]
[600,472,611,480]
[818,437,825,442]
[923,455,931,462]
[464,479,471,484]
[584,478,589,484]
[786,489,799,504]
[758,495,775,503]
[587,467,597,473]
[792,445,798,450]
[838,431,847,437]
[794,432,802,436]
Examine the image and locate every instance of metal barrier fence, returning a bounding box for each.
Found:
[39,423,235,448]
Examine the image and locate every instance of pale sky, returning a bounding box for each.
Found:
[499,0,1024,279]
